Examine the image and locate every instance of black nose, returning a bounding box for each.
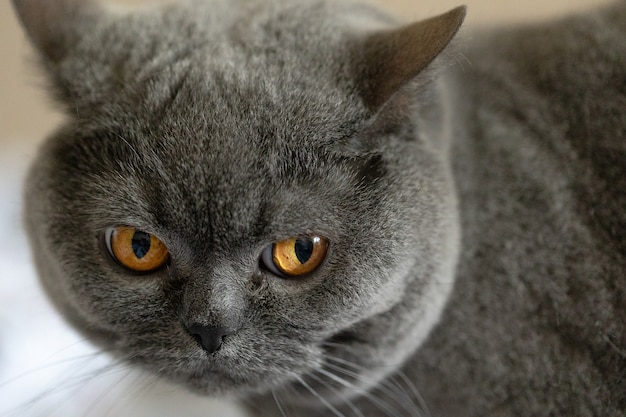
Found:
[187,323,234,354]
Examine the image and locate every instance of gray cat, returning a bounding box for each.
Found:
[12,0,625,416]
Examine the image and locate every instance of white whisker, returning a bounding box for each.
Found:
[0,350,104,390]
[4,358,132,417]
[82,365,135,417]
[296,376,346,417]
[307,371,365,417]
[322,355,425,417]
[282,380,313,417]
[95,369,157,417]
[316,367,405,417]
[272,389,289,417]
[394,370,432,417]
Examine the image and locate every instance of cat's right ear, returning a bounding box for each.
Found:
[12,0,102,63]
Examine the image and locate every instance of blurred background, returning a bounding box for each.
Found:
[0,0,607,416]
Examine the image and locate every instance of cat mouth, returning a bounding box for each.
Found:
[156,350,305,397]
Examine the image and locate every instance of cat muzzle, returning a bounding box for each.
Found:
[187,323,236,354]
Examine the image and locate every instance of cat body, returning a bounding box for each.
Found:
[408,8,626,416]
[12,0,625,416]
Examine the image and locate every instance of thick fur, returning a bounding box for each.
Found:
[14,0,625,416]
[410,5,626,416]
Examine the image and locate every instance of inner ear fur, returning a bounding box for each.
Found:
[357,6,466,112]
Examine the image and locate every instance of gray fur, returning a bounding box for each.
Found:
[13,0,625,416]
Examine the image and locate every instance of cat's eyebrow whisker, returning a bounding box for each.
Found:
[296,375,347,417]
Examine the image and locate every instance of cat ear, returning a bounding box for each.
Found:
[12,0,101,62]
[356,6,466,112]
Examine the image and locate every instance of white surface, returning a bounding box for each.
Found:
[0,142,248,417]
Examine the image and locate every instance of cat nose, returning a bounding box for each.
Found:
[187,323,235,354]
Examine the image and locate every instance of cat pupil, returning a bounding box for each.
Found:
[131,231,151,259]
[294,238,314,264]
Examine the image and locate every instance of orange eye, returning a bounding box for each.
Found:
[106,226,169,273]
[262,236,329,277]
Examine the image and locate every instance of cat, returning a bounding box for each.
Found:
[12,0,625,416]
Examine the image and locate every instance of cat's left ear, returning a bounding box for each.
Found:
[355,6,466,112]
[12,0,102,63]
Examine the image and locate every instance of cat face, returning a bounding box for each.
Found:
[17,0,463,400]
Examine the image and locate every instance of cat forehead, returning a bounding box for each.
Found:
[101,0,382,83]
[86,0,377,140]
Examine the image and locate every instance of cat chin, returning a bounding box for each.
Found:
[175,368,267,397]
[159,362,311,399]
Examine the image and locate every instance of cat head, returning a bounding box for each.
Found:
[15,0,464,400]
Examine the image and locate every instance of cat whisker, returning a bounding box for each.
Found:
[272,388,289,417]
[306,371,366,417]
[276,383,308,417]
[97,369,157,417]
[4,358,132,417]
[0,350,105,390]
[393,370,432,417]
[262,381,310,417]
[296,375,347,417]
[321,354,426,417]
[48,360,133,407]
[315,367,409,417]
[322,351,401,377]
[80,364,137,417]
[0,342,113,416]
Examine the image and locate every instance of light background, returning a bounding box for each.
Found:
[0,0,607,416]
